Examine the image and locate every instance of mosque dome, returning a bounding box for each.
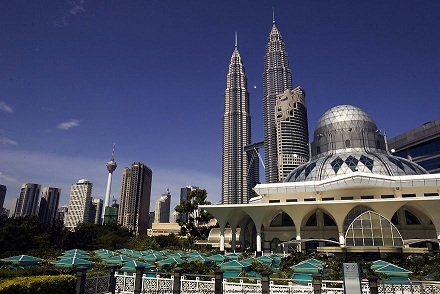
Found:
[284,105,428,182]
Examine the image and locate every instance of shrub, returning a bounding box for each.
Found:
[0,275,75,294]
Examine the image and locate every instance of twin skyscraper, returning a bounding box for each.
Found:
[222,20,309,204]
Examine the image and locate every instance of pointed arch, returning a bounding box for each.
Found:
[345,210,403,247]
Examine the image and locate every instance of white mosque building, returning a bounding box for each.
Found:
[202,105,440,257]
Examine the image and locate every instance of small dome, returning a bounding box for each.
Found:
[285,105,428,183]
[314,105,377,138]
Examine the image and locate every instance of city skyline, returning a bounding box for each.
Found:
[1,1,439,213]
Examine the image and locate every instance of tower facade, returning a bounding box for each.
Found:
[64,179,93,230]
[118,162,152,235]
[275,87,309,181]
[0,184,6,210]
[179,185,198,222]
[38,187,61,223]
[14,183,41,218]
[222,38,252,204]
[263,21,293,183]
[103,144,117,222]
[154,189,171,223]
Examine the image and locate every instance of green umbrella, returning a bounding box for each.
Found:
[140,254,165,262]
[209,254,228,265]
[225,253,241,260]
[59,252,89,259]
[119,260,156,273]
[256,255,273,267]
[103,255,133,265]
[52,257,92,269]
[0,255,42,266]
[187,255,212,264]
[219,260,248,272]
[64,249,87,255]
[156,257,184,268]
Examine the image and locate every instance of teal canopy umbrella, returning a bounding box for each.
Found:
[219,260,248,272]
[292,273,313,285]
[291,259,324,274]
[371,260,391,270]
[103,255,133,265]
[187,255,213,264]
[239,258,256,267]
[119,260,156,273]
[374,263,412,278]
[63,249,87,255]
[225,253,241,260]
[52,257,92,269]
[156,257,184,268]
[256,255,273,267]
[0,255,42,266]
[209,254,228,265]
[141,254,165,263]
[94,249,114,258]
[59,252,89,260]
[167,253,187,259]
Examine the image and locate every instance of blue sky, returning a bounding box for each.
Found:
[1,1,439,213]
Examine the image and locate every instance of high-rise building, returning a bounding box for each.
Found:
[179,185,199,223]
[102,144,117,222]
[38,187,61,223]
[389,118,440,174]
[0,184,6,210]
[263,20,293,183]
[154,189,171,223]
[118,162,152,235]
[222,35,253,204]
[14,183,41,218]
[64,179,93,230]
[91,198,103,224]
[275,87,309,181]
[57,205,68,223]
[103,197,119,224]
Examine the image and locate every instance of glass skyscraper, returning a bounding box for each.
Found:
[222,38,252,204]
[263,21,293,183]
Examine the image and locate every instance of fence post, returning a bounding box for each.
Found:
[261,271,270,294]
[108,265,118,294]
[214,269,224,294]
[134,266,145,294]
[75,266,87,294]
[173,267,183,294]
[367,276,378,294]
[312,273,322,294]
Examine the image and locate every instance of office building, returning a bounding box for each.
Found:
[263,20,294,184]
[275,87,310,181]
[389,118,440,174]
[0,184,6,210]
[222,35,254,204]
[57,206,68,223]
[118,162,152,235]
[179,185,199,223]
[38,187,61,223]
[154,189,171,223]
[103,198,119,224]
[64,179,93,230]
[91,198,103,224]
[14,183,41,218]
[203,105,440,256]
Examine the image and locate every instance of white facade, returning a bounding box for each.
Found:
[65,179,93,230]
[154,189,171,223]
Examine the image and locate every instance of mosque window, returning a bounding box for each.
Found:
[306,213,317,226]
[345,140,351,148]
[324,213,336,226]
[361,195,374,199]
[402,194,416,198]
[322,197,334,201]
[391,213,399,225]
[330,157,344,173]
[405,210,421,225]
[360,155,374,171]
[424,193,439,197]
[269,200,280,203]
[286,199,297,202]
[341,196,354,200]
[345,155,359,172]
[345,211,403,247]
[270,212,294,227]
[381,195,394,199]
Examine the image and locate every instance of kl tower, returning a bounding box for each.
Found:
[102,144,117,223]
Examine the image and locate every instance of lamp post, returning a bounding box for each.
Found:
[367,276,378,294]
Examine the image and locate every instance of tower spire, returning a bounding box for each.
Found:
[272,7,275,24]
[111,143,115,161]
[235,31,238,48]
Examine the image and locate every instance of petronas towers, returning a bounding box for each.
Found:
[222,20,309,204]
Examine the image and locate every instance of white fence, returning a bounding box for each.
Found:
[85,273,440,294]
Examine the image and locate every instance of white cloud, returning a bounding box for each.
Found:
[0,137,17,146]
[56,0,86,27]
[0,172,18,183]
[57,119,80,130]
[0,102,13,113]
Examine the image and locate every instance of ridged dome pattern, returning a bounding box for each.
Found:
[284,105,428,182]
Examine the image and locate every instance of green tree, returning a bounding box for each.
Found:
[174,189,214,240]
